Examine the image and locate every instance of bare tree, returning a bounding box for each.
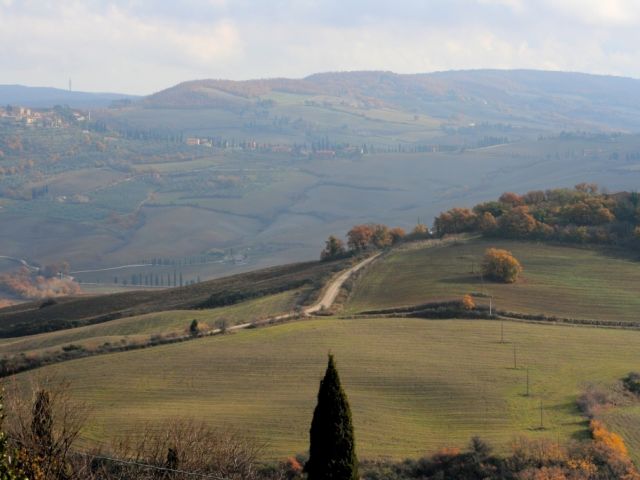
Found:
[103,419,264,479]
[4,375,88,480]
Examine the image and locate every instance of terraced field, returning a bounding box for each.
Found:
[347,239,640,322]
[14,318,640,460]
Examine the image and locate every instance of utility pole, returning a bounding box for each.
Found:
[489,296,493,316]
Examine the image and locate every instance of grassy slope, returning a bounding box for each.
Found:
[15,318,640,460]
[0,289,300,356]
[0,257,349,337]
[599,407,640,465]
[347,239,640,322]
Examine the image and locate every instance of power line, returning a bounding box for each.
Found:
[75,451,233,479]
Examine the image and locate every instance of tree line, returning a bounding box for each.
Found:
[433,183,640,248]
[320,223,430,260]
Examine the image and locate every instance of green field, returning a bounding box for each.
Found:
[347,239,640,322]
[13,317,640,460]
[0,257,346,337]
[0,289,300,357]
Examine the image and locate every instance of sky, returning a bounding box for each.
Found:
[1,0,640,95]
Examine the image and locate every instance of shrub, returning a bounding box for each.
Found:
[482,248,522,283]
[189,319,199,336]
[577,384,612,418]
[462,294,475,310]
[320,235,346,260]
[623,372,640,395]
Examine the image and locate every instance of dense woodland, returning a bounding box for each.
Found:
[434,184,640,248]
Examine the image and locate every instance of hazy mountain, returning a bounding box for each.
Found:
[143,69,640,131]
[0,85,138,109]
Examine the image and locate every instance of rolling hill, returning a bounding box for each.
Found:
[141,69,640,131]
[3,236,640,462]
[346,238,640,323]
[0,257,349,337]
[3,70,640,287]
[12,317,640,460]
[0,84,137,108]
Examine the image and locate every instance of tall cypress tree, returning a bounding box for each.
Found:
[305,354,358,480]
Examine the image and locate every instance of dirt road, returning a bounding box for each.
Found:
[218,253,380,335]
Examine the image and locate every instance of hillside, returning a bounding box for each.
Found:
[142,69,640,131]
[1,236,640,460]
[346,238,640,323]
[0,84,137,108]
[2,71,640,288]
[0,257,349,337]
[13,317,640,460]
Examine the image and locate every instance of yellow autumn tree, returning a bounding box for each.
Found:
[482,248,523,283]
[462,294,475,310]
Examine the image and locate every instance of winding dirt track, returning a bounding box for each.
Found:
[303,253,380,315]
[223,253,381,334]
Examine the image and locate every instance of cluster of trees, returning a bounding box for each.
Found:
[321,223,430,260]
[0,267,81,301]
[434,184,640,248]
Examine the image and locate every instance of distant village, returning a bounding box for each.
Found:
[0,105,88,128]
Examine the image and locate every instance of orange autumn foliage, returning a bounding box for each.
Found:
[499,192,525,205]
[0,267,81,300]
[434,208,477,235]
[482,248,523,283]
[590,419,628,457]
[347,224,374,251]
[462,294,475,310]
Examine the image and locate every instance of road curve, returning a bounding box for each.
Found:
[217,253,381,335]
[303,253,380,315]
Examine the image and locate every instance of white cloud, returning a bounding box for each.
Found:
[1,0,640,93]
[543,0,640,27]
[476,0,525,13]
[0,2,242,93]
